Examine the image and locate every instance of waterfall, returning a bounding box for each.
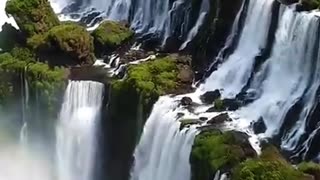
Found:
[238,7,319,138]
[180,0,210,50]
[130,96,197,180]
[49,0,202,44]
[200,0,274,97]
[56,81,104,180]
[20,67,29,145]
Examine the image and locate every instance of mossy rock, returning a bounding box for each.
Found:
[112,56,179,104]
[298,162,320,180]
[299,0,320,10]
[232,146,308,180]
[5,0,60,37]
[28,23,95,65]
[190,130,256,180]
[92,21,134,57]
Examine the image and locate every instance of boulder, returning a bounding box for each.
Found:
[223,98,241,111]
[251,117,267,134]
[199,117,208,121]
[92,21,134,57]
[180,97,193,106]
[200,90,221,104]
[190,130,257,180]
[207,113,232,125]
[28,23,95,66]
[180,119,202,130]
[298,162,320,180]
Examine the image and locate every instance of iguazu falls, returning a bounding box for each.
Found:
[2,0,320,179]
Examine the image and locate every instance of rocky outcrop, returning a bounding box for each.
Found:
[208,113,232,125]
[28,23,95,66]
[251,117,267,134]
[5,0,60,37]
[0,23,24,52]
[191,0,245,79]
[92,21,134,57]
[200,90,221,104]
[190,130,257,180]
[232,145,314,180]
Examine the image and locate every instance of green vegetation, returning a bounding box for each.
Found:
[112,57,178,104]
[5,0,59,36]
[190,130,256,180]
[0,52,66,112]
[28,23,95,65]
[92,21,134,56]
[298,162,320,179]
[233,146,305,180]
[214,99,225,111]
[301,0,320,9]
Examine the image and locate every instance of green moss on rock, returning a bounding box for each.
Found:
[5,0,59,36]
[0,52,66,112]
[233,147,306,180]
[300,0,320,10]
[92,21,134,56]
[190,130,256,180]
[298,162,320,180]
[28,23,95,65]
[113,56,179,104]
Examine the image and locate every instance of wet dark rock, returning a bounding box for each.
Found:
[61,1,83,13]
[199,117,208,121]
[208,113,232,125]
[180,119,202,130]
[163,36,183,52]
[180,97,193,106]
[206,106,217,113]
[200,90,221,104]
[277,0,299,5]
[252,117,267,134]
[223,98,241,111]
[120,49,154,64]
[177,113,185,119]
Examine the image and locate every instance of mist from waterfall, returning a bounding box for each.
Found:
[56,81,104,180]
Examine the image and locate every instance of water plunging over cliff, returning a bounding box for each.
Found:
[130,96,197,180]
[56,81,104,180]
[200,0,274,96]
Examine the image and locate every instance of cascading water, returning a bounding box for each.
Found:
[180,0,210,50]
[200,0,274,97]
[238,7,319,139]
[49,0,206,45]
[130,96,197,180]
[20,67,29,145]
[56,81,104,180]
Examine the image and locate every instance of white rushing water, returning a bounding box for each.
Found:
[200,0,274,97]
[56,81,104,180]
[238,7,319,139]
[180,0,210,50]
[130,96,197,180]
